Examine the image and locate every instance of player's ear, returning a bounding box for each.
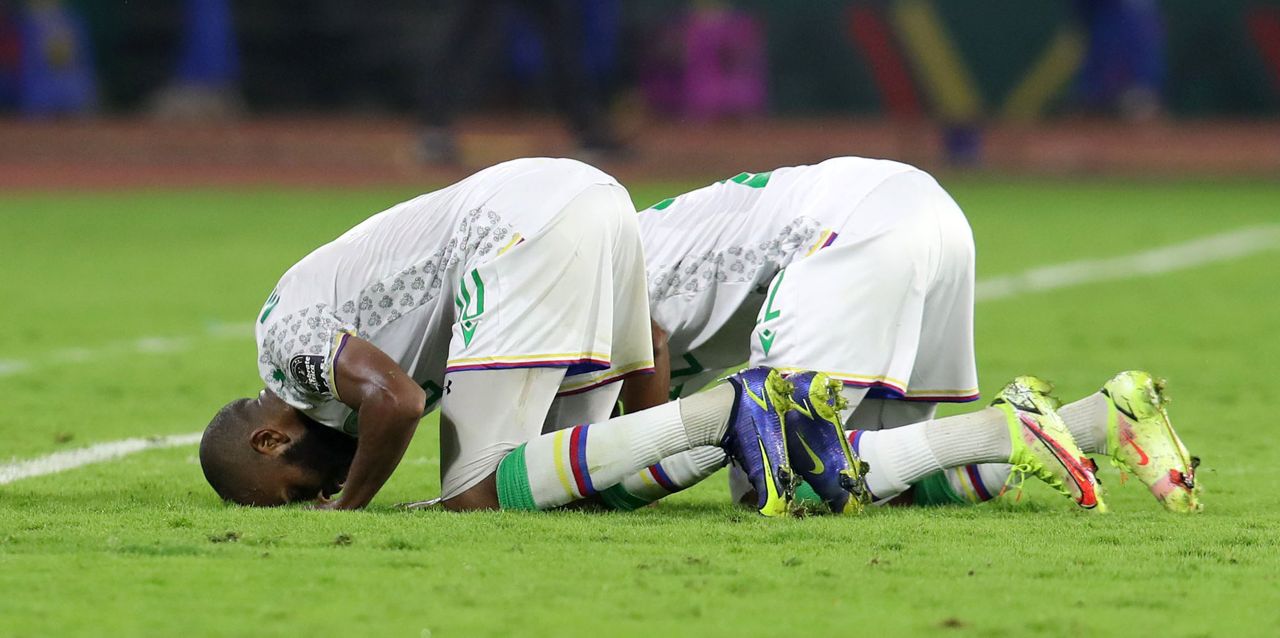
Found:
[250,428,291,456]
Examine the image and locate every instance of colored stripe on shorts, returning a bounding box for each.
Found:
[445,354,610,374]
[844,378,909,397]
[556,362,656,397]
[903,392,981,403]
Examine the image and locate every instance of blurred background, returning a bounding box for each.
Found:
[1,0,1278,187]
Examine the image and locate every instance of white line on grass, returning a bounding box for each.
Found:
[976,224,1280,301]
[0,433,202,486]
[2,224,1279,485]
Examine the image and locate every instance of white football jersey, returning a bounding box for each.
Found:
[639,158,916,358]
[254,157,621,432]
[639,157,978,402]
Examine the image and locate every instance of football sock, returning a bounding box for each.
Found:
[600,447,727,511]
[1057,393,1110,454]
[793,481,825,507]
[912,464,1012,506]
[497,384,734,510]
[677,383,736,447]
[849,407,1010,501]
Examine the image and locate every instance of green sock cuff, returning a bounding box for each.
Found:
[912,471,969,507]
[598,484,653,511]
[496,444,537,511]
[794,481,824,508]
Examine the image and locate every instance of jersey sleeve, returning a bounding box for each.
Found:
[257,304,356,413]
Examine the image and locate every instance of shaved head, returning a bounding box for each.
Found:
[199,392,355,506]
[199,398,270,504]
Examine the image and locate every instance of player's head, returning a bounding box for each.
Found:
[199,391,356,506]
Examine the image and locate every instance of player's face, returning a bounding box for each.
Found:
[273,421,356,505]
[248,406,355,506]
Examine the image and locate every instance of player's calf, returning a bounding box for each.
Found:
[483,367,799,516]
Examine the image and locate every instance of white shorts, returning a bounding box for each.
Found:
[750,170,979,403]
[437,183,654,498]
[444,182,654,393]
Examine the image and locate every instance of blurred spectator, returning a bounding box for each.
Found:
[1074,0,1166,120]
[417,0,624,164]
[0,3,19,108]
[15,0,97,116]
[640,2,766,121]
[149,0,241,119]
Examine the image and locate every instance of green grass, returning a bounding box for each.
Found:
[3,180,1280,637]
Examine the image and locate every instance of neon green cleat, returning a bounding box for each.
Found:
[1101,371,1202,513]
[993,376,1107,512]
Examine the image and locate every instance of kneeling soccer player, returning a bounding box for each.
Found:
[617,157,1200,514]
[198,157,808,516]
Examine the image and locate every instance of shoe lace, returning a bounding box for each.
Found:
[998,462,1035,502]
[1108,455,1129,484]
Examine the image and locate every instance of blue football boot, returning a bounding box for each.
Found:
[784,371,870,515]
[721,367,797,517]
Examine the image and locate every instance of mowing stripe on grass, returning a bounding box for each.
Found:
[0,321,251,379]
[2,224,1279,485]
[0,433,202,486]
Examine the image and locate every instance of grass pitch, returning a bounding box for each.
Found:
[3,179,1280,637]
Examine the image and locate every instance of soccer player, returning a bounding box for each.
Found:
[198,158,805,516]
[616,157,1200,514]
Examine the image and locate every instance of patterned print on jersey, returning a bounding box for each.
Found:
[332,206,509,340]
[646,216,822,303]
[260,206,513,405]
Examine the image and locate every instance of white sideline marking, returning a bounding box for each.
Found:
[0,433,202,486]
[2,225,1279,485]
[976,224,1280,301]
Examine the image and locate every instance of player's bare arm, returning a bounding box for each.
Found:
[619,320,671,413]
[317,336,426,510]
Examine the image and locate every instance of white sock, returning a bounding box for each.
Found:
[677,383,735,446]
[606,447,727,508]
[1057,393,1110,454]
[924,408,1012,469]
[498,385,734,510]
[942,463,1014,503]
[850,407,1011,500]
